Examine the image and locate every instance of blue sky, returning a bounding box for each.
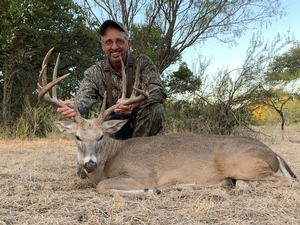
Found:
[182,0,300,75]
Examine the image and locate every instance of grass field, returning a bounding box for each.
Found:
[0,126,299,225]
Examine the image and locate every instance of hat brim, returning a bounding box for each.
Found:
[100,20,128,36]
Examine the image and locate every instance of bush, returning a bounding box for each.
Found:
[163,98,253,135]
[9,97,62,139]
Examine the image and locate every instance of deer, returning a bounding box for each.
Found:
[38,48,297,195]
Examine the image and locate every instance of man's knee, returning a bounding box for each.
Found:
[133,103,164,137]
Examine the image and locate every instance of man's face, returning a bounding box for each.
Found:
[101,28,130,69]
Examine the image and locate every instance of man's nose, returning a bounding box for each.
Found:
[111,41,119,49]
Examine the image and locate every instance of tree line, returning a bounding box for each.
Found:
[0,0,299,139]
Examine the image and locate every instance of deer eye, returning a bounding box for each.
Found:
[75,135,81,141]
[97,135,104,141]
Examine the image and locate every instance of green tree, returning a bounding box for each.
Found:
[163,62,201,97]
[265,43,300,83]
[131,24,181,72]
[0,0,102,127]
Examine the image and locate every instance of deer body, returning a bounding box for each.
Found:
[99,134,289,189]
[54,119,296,194]
[39,48,296,195]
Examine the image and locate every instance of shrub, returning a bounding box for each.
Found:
[10,97,62,139]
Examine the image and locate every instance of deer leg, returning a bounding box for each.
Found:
[219,178,236,187]
[95,175,160,195]
[235,172,294,189]
[260,173,295,186]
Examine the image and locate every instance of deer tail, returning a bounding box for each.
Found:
[277,156,297,179]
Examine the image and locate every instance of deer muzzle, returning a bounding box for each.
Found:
[84,160,97,173]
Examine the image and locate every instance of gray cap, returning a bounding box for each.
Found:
[100,20,128,36]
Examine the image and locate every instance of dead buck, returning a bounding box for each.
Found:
[38,48,297,195]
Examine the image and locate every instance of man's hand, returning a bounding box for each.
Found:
[114,99,139,115]
[57,99,76,120]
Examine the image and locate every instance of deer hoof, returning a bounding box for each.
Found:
[143,188,162,195]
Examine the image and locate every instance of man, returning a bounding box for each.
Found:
[57,20,167,140]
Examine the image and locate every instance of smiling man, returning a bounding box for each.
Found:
[57,20,167,140]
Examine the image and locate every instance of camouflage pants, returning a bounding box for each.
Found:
[113,103,164,139]
[133,103,164,137]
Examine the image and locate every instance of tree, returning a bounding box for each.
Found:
[163,62,201,97]
[81,0,286,73]
[265,43,300,83]
[255,88,292,130]
[0,0,102,127]
[130,24,181,71]
[258,44,300,130]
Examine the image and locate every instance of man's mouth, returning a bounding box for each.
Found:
[110,52,121,58]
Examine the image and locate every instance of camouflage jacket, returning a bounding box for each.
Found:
[76,52,167,116]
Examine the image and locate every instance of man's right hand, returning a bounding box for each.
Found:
[57,99,76,120]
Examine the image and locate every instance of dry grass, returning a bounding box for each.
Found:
[0,126,300,225]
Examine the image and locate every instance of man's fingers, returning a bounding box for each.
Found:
[118,105,132,110]
[113,105,133,115]
[61,108,74,116]
[58,99,74,109]
[57,107,68,113]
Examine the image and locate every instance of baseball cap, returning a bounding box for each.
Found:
[100,20,128,36]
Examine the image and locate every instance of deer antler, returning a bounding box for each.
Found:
[100,57,150,120]
[37,48,70,108]
[38,49,148,120]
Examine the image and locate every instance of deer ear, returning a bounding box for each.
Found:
[54,121,77,134]
[101,120,128,135]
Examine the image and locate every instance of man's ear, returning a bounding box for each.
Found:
[100,40,105,51]
[127,39,131,49]
[101,120,128,135]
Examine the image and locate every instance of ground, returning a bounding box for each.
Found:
[0,126,299,225]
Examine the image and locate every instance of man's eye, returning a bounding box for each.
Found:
[103,39,126,46]
[116,38,125,45]
[105,40,113,45]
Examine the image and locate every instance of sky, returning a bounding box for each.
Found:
[181,0,300,75]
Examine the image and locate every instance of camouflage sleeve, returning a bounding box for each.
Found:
[138,54,167,108]
[75,63,106,116]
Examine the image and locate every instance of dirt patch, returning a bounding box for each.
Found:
[0,127,299,225]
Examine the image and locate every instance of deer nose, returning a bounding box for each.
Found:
[84,160,97,173]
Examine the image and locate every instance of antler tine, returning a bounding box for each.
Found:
[37,48,71,108]
[100,57,149,120]
[128,60,151,99]
[128,58,150,103]
[38,47,53,89]
[132,76,150,98]
[130,59,140,98]
[120,57,127,100]
[98,91,108,120]
[52,51,60,100]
